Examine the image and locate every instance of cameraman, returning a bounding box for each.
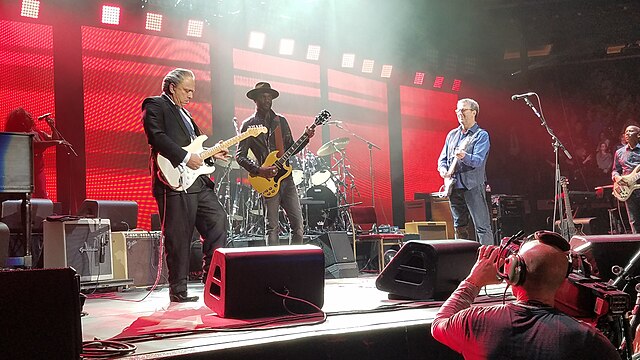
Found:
[431,231,620,359]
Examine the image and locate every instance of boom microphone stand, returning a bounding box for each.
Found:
[513,93,572,236]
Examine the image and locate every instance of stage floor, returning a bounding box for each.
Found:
[81,275,511,359]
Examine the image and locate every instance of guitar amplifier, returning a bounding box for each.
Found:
[43,218,113,282]
[111,231,167,287]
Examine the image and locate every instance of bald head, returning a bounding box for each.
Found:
[515,240,569,298]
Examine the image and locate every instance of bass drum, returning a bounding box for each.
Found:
[304,185,337,231]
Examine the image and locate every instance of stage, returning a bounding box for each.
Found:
[80,275,511,359]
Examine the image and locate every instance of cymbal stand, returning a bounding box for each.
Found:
[334,123,380,206]
[330,149,353,231]
[215,161,234,237]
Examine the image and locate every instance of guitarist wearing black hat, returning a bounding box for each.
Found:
[236,82,316,246]
[437,98,493,245]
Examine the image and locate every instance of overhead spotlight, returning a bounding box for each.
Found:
[145,13,162,31]
[361,59,374,73]
[413,72,425,85]
[306,45,321,60]
[20,0,39,19]
[101,5,121,25]
[248,31,265,50]
[279,38,295,55]
[341,53,355,68]
[433,76,444,88]
[451,79,462,92]
[186,19,203,37]
[380,65,393,78]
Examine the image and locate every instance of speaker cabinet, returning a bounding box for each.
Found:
[0,268,82,359]
[78,199,138,232]
[570,234,640,281]
[308,231,358,279]
[204,245,325,318]
[110,231,167,286]
[404,199,427,222]
[376,240,480,300]
[404,221,449,239]
[44,219,113,282]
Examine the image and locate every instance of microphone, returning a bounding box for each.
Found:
[37,113,52,120]
[326,120,342,125]
[511,92,536,101]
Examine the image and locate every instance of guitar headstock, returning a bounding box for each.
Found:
[560,176,568,187]
[246,125,268,136]
[314,110,331,126]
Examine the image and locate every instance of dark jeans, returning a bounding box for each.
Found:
[449,185,493,245]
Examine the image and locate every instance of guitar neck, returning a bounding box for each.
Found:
[275,123,316,167]
[200,133,251,160]
[561,182,577,231]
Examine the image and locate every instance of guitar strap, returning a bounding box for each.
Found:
[274,116,285,157]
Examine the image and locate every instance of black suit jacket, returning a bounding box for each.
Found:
[142,94,214,197]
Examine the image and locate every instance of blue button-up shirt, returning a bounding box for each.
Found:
[612,143,640,180]
[437,123,490,191]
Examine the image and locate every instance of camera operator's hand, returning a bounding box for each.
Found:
[465,245,503,287]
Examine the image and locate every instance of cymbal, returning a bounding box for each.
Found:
[317,137,350,157]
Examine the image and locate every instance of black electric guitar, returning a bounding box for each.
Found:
[249,110,331,197]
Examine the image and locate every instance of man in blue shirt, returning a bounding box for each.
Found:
[437,98,493,245]
[612,124,640,233]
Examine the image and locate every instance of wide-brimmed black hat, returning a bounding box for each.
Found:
[246,82,279,100]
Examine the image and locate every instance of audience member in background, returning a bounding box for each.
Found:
[142,68,228,302]
[431,231,620,360]
[596,142,614,176]
[612,124,640,234]
[4,107,61,199]
[437,98,493,245]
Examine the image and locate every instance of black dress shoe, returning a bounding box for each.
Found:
[169,292,199,303]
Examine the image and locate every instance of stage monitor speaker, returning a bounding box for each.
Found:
[570,234,640,282]
[307,231,358,278]
[0,221,9,267]
[0,268,82,359]
[1,199,54,233]
[44,218,113,282]
[376,240,480,300]
[78,199,138,232]
[205,245,325,318]
[111,231,166,286]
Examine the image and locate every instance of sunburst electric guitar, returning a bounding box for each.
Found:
[440,131,479,197]
[613,164,640,201]
[249,110,331,198]
[157,126,267,191]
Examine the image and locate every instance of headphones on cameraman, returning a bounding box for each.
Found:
[498,230,571,286]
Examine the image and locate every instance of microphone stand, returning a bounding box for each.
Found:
[520,97,572,236]
[334,123,381,206]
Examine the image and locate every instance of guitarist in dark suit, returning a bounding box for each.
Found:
[142,68,228,302]
[437,98,493,245]
[236,82,315,246]
[612,124,640,233]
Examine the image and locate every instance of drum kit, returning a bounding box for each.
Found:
[215,136,359,239]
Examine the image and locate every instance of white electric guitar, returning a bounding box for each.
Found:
[613,164,640,201]
[157,126,266,191]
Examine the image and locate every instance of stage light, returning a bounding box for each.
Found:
[186,19,203,37]
[341,53,355,68]
[248,31,265,50]
[361,59,374,73]
[145,13,162,32]
[433,76,444,88]
[279,39,295,55]
[413,72,425,85]
[20,0,39,19]
[380,65,393,78]
[306,45,321,60]
[101,5,121,25]
[451,79,462,92]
